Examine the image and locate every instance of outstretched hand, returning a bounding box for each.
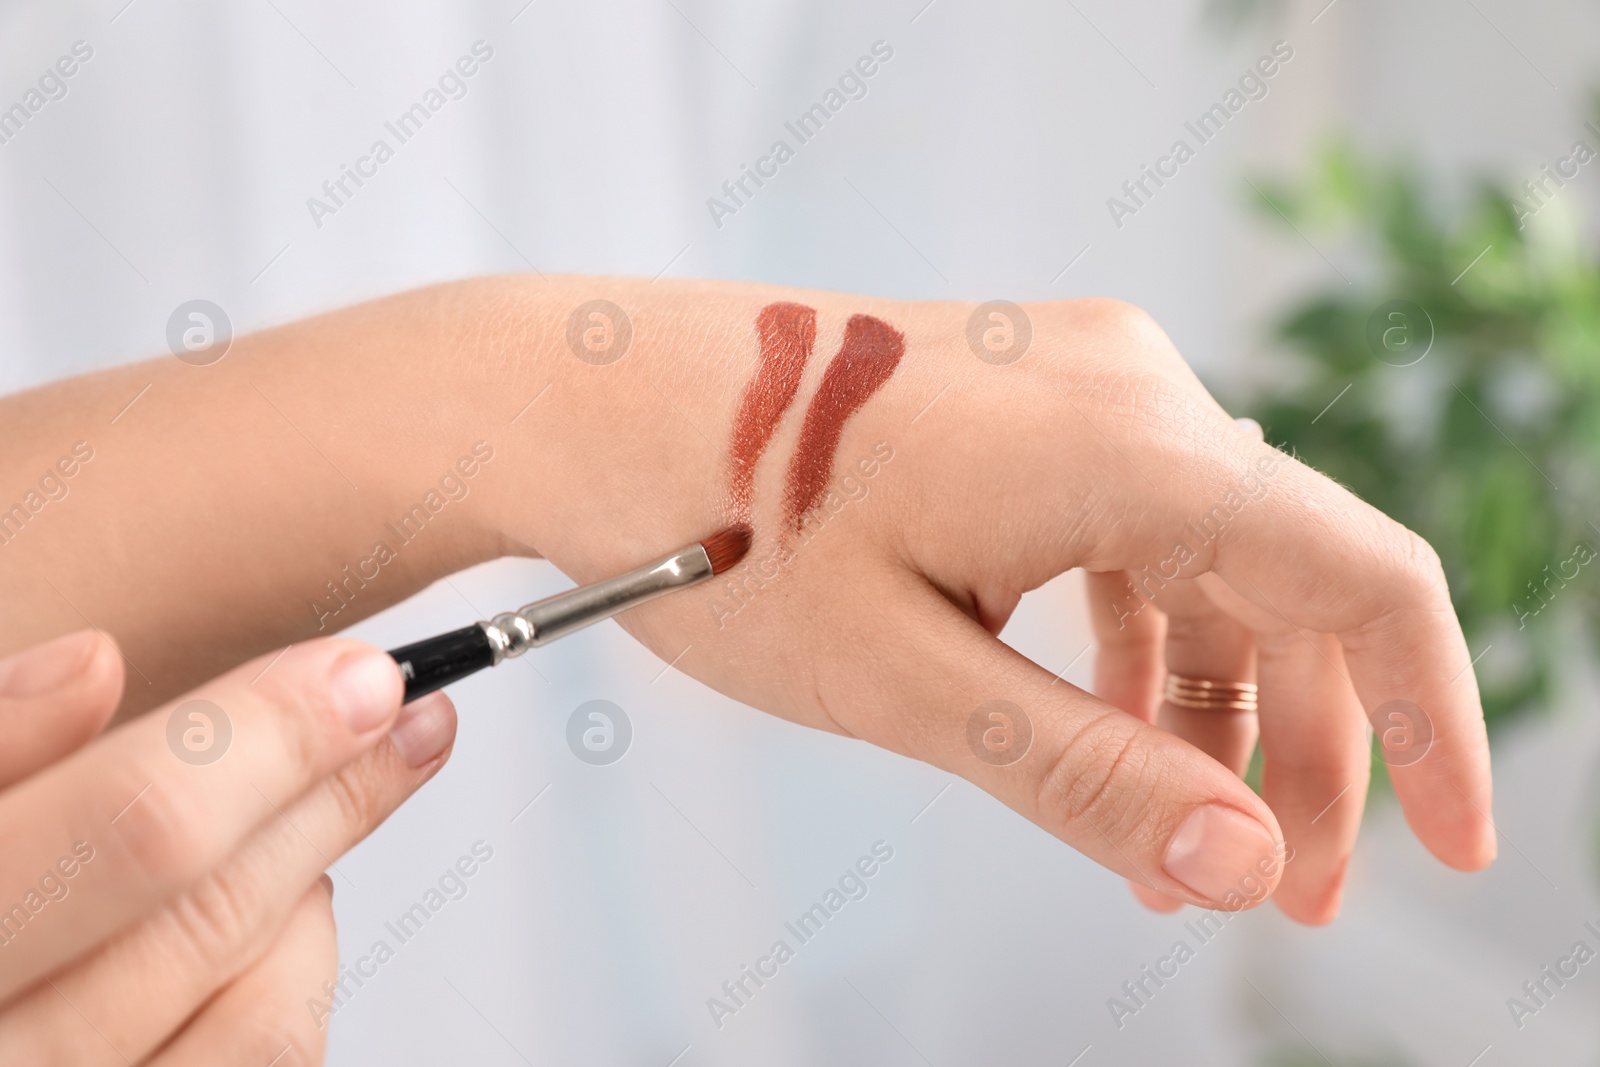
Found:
[0,278,1492,926]
[527,287,1492,923]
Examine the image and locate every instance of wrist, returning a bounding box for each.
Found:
[462,277,936,585]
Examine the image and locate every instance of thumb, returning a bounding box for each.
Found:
[841,573,1287,909]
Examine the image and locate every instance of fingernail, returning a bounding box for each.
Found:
[329,650,402,734]
[1163,804,1279,905]
[0,630,100,698]
[388,691,456,768]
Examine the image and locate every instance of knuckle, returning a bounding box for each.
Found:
[1029,298,1176,392]
[1407,530,1449,586]
[1034,711,1156,840]
[1070,297,1186,370]
[1267,759,1366,808]
[167,864,273,973]
[1162,609,1220,648]
[108,773,223,891]
[1390,525,1450,605]
[321,755,391,836]
[1073,296,1157,338]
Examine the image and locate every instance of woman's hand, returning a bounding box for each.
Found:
[0,277,1492,924]
[528,287,1490,925]
[0,630,455,1064]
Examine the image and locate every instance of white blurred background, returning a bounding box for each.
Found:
[3,0,1599,1063]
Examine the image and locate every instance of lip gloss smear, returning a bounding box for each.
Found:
[727,302,818,517]
[784,313,905,530]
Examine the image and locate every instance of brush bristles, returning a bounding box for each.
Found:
[700,523,753,575]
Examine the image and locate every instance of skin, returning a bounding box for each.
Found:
[0,630,456,1063]
[0,277,1493,1056]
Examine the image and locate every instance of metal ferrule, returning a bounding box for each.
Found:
[483,542,714,662]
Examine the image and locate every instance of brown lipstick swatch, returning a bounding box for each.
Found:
[783,314,905,530]
[727,302,817,517]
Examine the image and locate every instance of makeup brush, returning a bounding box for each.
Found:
[386,524,751,703]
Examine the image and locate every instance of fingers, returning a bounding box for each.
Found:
[0,639,405,1002]
[1086,571,1164,723]
[1036,365,1489,872]
[1253,629,1369,924]
[1198,567,1372,924]
[0,630,123,789]
[1123,578,1259,913]
[146,879,337,1067]
[0,691,454,1063]
[839,569,1284,910]
[1085,572,1184,912]
[1155,579,1257,778]
[1208,449,1494,870]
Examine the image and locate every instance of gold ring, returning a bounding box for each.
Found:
[1164,674,1259,713]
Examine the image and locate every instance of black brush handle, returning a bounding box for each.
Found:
[388,624,495,703]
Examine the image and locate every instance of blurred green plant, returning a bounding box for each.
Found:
[1201,0,1288,37]
[1236,136,1600,734]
